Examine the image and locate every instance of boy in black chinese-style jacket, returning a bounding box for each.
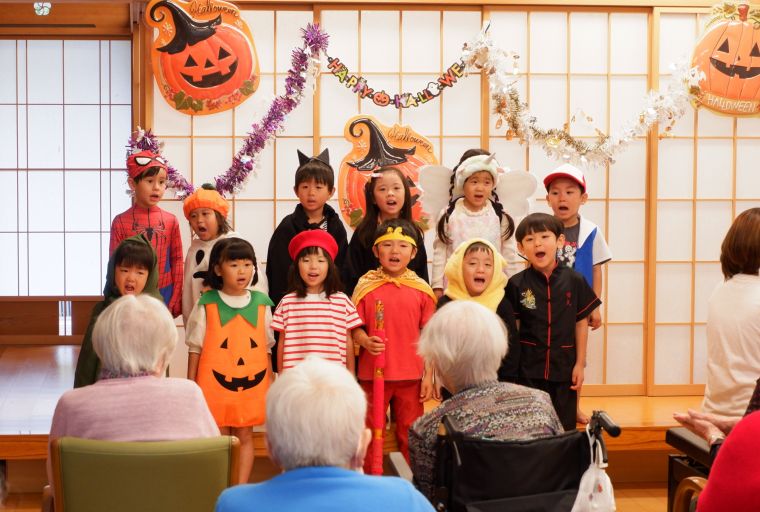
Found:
[506,213,601,431]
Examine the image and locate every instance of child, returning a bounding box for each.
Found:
[185,237,274,484]
[506,213,601,432]
[438,238,519,385]
[544,164,611,424]
[432,150,524,297]
[351,218,437,468]
[271,230,363,373]
[544,164,611,330]
[74,234,161,388]
[266,149,348,308]
[182,183,268,325]
[342,167,429,297]
[110,149,183,317]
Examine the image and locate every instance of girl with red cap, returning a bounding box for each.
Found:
[271,230,363,373]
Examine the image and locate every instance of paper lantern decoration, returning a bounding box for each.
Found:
[146,0,260,115]
[338,116,438,229]
[692,2,760,115]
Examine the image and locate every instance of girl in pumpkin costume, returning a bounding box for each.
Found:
[185,237,274,484]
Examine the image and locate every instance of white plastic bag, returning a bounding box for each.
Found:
[571,427,616,511]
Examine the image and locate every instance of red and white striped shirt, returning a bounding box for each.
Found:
[271,292,363,371]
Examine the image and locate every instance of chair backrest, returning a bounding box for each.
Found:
[433,417,591,512]
[672,476,706,512]
[50,436,240,512]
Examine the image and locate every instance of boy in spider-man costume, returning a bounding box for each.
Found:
[110,150,184,317]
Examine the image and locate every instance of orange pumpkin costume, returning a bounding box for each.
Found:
[196,289,274,428]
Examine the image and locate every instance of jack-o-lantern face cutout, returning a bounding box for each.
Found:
[212,337,267,392]
[337,116,438,229]
[692,3,760,115]
[146,0,260,115]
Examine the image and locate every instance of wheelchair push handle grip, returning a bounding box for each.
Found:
[592,410,621,437]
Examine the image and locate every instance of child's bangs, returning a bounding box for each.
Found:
[296,160,334,189]
[464,242,494,257]
[220,241,256,263]
[297,246,330,260]
[113,241,153,271]
[516,213,564,241]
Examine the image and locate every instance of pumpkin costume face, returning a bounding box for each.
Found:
[211,333,267,392]
[146,0,260,115]
[692,3,760,115]
[337,116,438,228]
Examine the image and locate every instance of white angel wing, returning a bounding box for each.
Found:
[496,170,538,218]
[418,164,454,222]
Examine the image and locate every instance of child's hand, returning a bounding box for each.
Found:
[362,335,385,356]
[420,374,435,402]
[571,364,585,391]
[433,288,444,299]
[589,309,602,330]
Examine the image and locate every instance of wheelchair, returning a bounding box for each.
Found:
[394,410,620,512]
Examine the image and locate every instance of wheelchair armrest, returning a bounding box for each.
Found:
[666,427,712,468]
[388,452,413,483]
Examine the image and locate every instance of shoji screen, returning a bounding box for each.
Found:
[318,7,483,263]
[487,8,649,393]
[0,40,132,296]
[653,10,760,393]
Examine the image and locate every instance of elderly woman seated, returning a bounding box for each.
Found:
[215,357,434,512]
[409,301,563,500]
[48,294,219,485]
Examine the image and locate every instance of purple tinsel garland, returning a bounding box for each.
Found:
[126,23,329,199]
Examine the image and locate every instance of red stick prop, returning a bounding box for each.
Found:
[370,299,386,475]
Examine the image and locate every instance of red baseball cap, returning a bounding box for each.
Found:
[543,164,586,192]
[127,150,168,179]
[288,230,338,261]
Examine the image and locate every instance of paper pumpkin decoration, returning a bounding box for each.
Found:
[195,292,271,427]
[337,116,438,229]
[146,0,260,115]
[692,2,760,115]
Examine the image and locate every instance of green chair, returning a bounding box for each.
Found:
[47,436,239,512]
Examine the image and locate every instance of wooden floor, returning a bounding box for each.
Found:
[0,486,671,511]
[0,345,698,511]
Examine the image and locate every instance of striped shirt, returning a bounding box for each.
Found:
[271,292,363,370]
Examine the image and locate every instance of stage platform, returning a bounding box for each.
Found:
[0,346,703,483]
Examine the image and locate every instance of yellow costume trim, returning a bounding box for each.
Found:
[373,226,417,247]
[352,268,436,306]
[443,238,507,311]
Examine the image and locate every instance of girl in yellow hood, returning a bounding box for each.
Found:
[437,238,520,390]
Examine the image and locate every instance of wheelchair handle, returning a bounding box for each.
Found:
[592,410,621,438]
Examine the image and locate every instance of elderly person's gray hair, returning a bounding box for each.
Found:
[418,300,508,392]
[266,358,367,470]
[92,294,177,376]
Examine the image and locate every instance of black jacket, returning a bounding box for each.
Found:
[265,203,348,308]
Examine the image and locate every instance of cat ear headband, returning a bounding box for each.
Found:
[296,148,331,169]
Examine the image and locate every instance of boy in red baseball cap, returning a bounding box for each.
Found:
[110,150,183,317]
[544,163,611,424]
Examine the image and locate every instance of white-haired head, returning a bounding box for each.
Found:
[265,358,369,471]
[418,301,507,393]
[92,294,177,376]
